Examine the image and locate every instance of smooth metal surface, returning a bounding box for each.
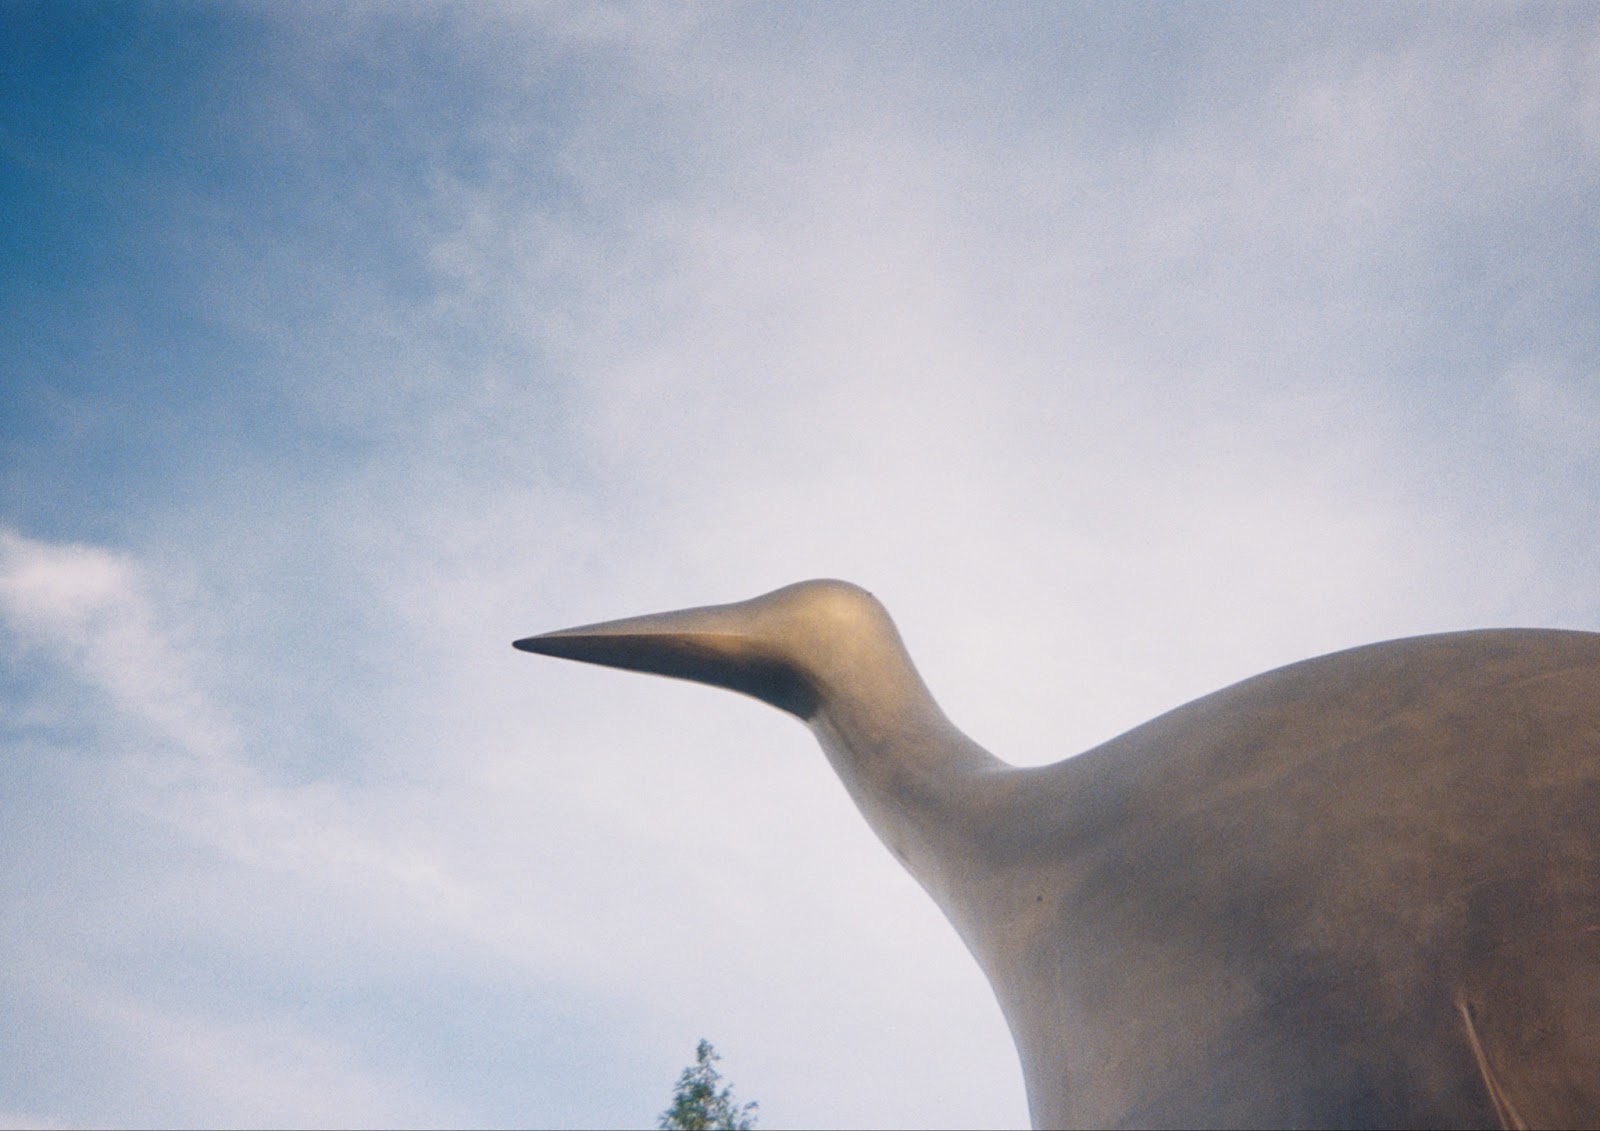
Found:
[515,579,1600,1129]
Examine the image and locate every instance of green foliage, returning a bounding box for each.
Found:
[658,1039,759,1131]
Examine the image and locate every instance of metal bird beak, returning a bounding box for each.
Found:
[513,598,821,719]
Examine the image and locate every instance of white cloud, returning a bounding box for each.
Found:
[3,945,452,1130]
[0,530,231,759]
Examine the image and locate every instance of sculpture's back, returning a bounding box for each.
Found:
[995,627,1600,1128]
[517,582,1600,1129]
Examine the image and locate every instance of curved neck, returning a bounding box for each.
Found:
[806,663,1009,922]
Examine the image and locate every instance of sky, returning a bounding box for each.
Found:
[2,2,1599,1128]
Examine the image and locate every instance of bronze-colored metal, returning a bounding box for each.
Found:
[515,579,1600,1129]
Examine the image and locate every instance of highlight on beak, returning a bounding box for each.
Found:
[512,605,820,719]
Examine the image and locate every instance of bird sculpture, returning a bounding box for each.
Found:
[514,579,1600,1130]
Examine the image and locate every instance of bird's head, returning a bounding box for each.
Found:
[513,579,903,721]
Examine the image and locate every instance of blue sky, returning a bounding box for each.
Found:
[3,3,1599,1128]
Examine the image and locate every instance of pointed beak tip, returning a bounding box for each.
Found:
[514,629,593,657]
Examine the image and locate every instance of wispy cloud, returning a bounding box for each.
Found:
[4,945,449,1130]
[0,530,231,758]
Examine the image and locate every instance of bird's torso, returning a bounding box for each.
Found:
[952,629,1600,1129]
